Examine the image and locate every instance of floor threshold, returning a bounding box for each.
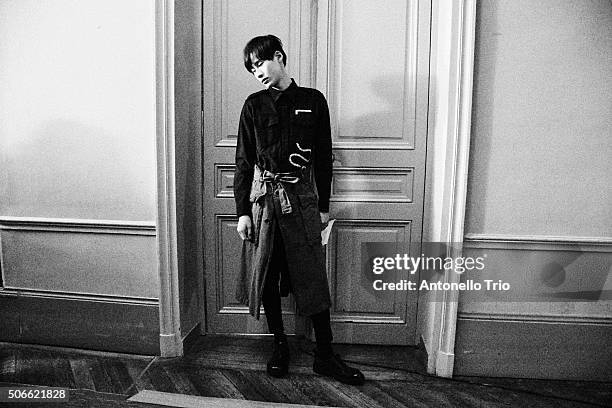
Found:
[129,390,342,408]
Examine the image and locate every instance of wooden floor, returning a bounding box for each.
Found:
[0,336,610,407]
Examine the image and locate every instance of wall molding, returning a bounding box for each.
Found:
[458,312,612,325]
[464,233,612,252]
[0,287,158,305]
[0,217,155,235]
[0,222,158,298]
[330,315,407,325]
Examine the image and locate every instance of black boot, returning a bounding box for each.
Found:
[266,339,290,378]
[313,351,365,385]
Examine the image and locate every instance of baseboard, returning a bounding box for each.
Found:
[0,292,160,354]
[435,351,454,378]
[454,317,612,381]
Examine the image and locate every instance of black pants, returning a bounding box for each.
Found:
[262,222,333,346]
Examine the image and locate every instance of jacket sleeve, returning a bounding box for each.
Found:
[314,92,333,213]
[234,100,256,217]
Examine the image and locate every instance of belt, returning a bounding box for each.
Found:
[258,168,305,214]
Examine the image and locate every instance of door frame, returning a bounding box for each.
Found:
[155,0,182,357]
[420,0,477,377]
[153,0,478,378]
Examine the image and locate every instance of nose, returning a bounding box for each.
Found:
[255,69,264,79]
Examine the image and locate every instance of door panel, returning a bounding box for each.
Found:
[317,0,430,345]
[331,221,411,316]
[202,0,430,344]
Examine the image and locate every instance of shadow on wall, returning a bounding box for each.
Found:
[350,73,406,140]
[2,119,155,220]
[332,71,424,220]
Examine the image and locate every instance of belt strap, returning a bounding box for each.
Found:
[259,169,303,214]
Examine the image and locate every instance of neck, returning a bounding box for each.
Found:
[273,74,292,91]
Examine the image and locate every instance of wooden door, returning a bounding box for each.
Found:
[202,0,430,345]
[316,0,430,345]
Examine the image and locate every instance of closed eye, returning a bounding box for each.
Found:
[251,60,263,73]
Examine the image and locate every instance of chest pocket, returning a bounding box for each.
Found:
[292,112,316,147]
[256,115,279,148]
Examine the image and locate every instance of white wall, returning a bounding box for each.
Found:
[0,0,156,221]
[465,0,611,237]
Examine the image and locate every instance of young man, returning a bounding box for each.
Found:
[234,35,364,385]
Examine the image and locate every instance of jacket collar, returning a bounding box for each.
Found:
[268,78,298,103]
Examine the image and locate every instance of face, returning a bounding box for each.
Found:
[250,52,285,89]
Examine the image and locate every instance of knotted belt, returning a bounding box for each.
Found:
[258,168,304,214]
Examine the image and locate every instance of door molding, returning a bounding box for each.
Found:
[155,0,182,357]
[422,0,477,377]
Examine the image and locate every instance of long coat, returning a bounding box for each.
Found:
[235,165,331,318]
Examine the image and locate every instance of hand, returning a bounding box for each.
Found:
[320,212,330,227]
[237,215,252,241]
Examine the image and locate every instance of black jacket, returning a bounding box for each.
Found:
[234,80,333,217]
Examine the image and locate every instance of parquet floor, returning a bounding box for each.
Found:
[0,336,610,407]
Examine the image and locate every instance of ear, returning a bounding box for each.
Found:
[274,51,284,65]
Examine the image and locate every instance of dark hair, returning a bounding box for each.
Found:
[243,35,287,73]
